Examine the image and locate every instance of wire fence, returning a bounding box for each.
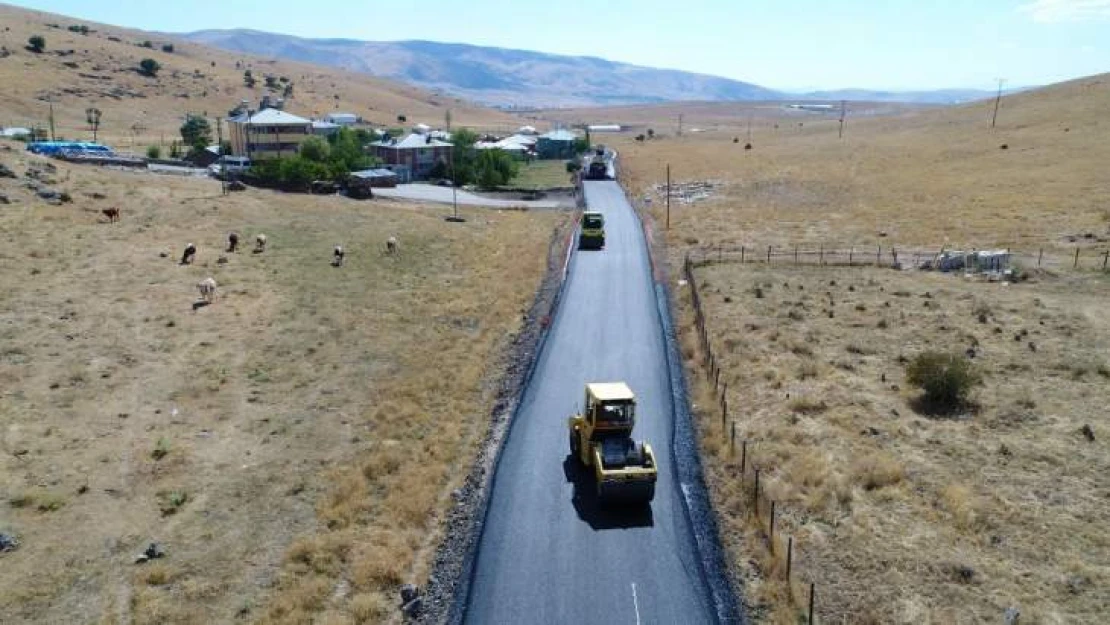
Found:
[686,243,1110,273]
[683,252,826,624]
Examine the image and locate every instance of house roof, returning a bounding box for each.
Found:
[228,109,312,125]
[371,133,453,149]
[312,120,340,129]
[540,129,578,141]
[351,168,399,179]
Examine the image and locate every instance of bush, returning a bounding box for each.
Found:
[27,35,45,53]
[139,58,161,77]
[161,43,174,53]
[146,145,161,159]
[905,351,982,410]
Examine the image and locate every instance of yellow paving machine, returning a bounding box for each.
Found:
[567,382,657,504]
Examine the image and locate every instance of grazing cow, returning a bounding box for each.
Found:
[196,277,217,303]
[332,245,345,267]
[254,234,267,253]
[101,208,120,222]
[181,243,197,265]
[227,232,239,253]
[386,236,398,255]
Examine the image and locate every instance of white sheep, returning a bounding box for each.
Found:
[254,233,267,253]
[196,277,217,303]
[386,235,398,255]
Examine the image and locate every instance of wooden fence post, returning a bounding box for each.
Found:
[795,245,799,264]
[740,440,747,477]
[876,245,881,265]
[741,245,745,264]
[753,468,761,517]
[1103,250,1109,270]
[808,583,816,625]
[819,245,824,265]
[1038,248,1043,267]
[730,422,736,455]
[786,536,793,580]
[849,247,853,266]
[769,500,776,550]
[1074,247,1080,268]
[767,245,772,263]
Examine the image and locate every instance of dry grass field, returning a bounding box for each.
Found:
[607,74,1110,256]
[605,75,1110,623]
[0,144,563,624]
[0,5,520,149]
[681,263,1110,623]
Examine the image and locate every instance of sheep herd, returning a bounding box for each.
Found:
[183,233,399,307]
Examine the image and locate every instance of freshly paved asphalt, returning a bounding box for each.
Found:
[464,181,716,625]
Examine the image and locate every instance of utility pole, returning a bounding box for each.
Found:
[990,78,1005,129]
[446,144,464,222]
[666,163,671,230]
[838,100,846,139]
[445,108,452,132]
[677,113,683,137]
[215,116,227,195]
[48,102,56,141]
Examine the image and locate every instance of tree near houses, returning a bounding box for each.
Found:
[179,115,212,153]
[27,35,45,53]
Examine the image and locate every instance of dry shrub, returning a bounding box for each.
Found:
[850,453,904,491]
[141,563,175,586]
[905,350,982,411]
[788,396,828,414]
[940,483,986,533]
[352,544,405,591]
[285,536,346,577]
[349,593,391,624]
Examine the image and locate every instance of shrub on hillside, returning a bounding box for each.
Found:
[27,36,45,53]
[146,145,161,159]
[139,58,161,77]
[905,350,982,411]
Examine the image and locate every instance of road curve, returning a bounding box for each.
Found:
[463,181,717,625]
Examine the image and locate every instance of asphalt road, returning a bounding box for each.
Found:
[464,181,716,624]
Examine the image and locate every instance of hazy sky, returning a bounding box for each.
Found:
[9,0,1110,90]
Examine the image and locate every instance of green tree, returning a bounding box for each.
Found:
[474,149,518,189]
[161,43,174,53]
[243,70,256,88]
[179,115,212,152]
[299,136,331,163]
[27,35,45,53]
[326,127,376,175]
[447,128,480,186]
[146,145,161,159]
[572,137,590,155]
[278,157,327,190]
[138,58,161,77]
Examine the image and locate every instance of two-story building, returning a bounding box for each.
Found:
[227,109,313,160]
[370,133,453,180]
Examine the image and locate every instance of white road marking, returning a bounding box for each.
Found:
[631,582,641,625]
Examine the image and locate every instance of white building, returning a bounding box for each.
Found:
[325,112,358,126]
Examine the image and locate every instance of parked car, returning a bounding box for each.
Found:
[208,156,251,177]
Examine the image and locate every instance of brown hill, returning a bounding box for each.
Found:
[0,4,518,151]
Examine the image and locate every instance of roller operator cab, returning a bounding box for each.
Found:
[567,382,657,504]
[584,148,612,180]
[579,211,605,250]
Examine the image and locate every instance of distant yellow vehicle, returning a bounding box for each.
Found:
[567,382,657,504]
[578,211,605,250]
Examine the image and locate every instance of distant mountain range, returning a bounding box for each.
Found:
[180,29,1012,107]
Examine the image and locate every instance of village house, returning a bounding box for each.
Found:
[369,132,453,180]
[227,109,313,159]
[535,128,579,159]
